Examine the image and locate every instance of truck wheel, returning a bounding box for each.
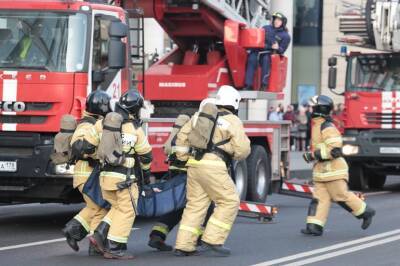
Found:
[348,163,367,191]
[232,160,248,200]
[367,174,386,190]
[246,145,271,202]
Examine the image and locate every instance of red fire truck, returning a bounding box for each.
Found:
[0,0,290,204]
[328,0,400,191]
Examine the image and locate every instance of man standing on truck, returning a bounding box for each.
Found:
[92,90,153,260]
[174,85,250,257]
[62,90,112,255]
[301,95,376,236]
[244,12,291,90]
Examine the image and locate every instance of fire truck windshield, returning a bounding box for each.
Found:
[347,54,400,92]
[0,11,88,72]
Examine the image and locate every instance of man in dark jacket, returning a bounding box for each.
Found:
[244,12,291,90]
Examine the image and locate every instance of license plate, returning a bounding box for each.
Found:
[0,161,17,172]
[380,147,400,154]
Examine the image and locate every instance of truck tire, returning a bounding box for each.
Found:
[246,145,271,202]
[232,160,248,200]
[348,163,367,191]
[367,174,386,190]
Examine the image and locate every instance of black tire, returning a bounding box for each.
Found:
[367,173,386,190]
[232,160,248,200]
[348,163,368,191]
[246,145,271,202]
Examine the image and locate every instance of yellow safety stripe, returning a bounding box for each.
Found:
[171,146,190,153]
[169,165,187,171]
[307,218,325,227]
[123,157,135,168]
[102,217,112,225]
[353,201,366,217]
[19,37,32,59]
[74,215,90,232]
[316,143,329,159]
[325,137,342,145]
[140,163,151,171]
[153,224,169,235]
[101,171,135,180]
[208,217,232,231]
[313,169,348,178]
[179,225,203,236]
[135,140,150,153]
[187,158,226,167]
[108,234,128,244]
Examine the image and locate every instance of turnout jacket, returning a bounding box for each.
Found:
[70,112,103,188]
[100,116,152,190]
[311,117,348,182]
[176,108,251,169]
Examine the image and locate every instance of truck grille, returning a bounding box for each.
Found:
[364,112,400,125]
[0,115,46,124]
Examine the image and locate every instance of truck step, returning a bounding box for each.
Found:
[238,201,278,222]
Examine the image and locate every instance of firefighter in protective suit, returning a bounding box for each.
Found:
[174,85,251,257]
[148,100,215,252]
[301,95,376,236]
[92,89,152,260]
[62,90,112,255]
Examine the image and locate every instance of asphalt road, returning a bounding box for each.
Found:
[1,175,400,266]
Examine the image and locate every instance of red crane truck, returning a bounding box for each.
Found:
[327,0,400,191]
[0,0,290,204]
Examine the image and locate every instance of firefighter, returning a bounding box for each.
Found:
[244,12,291,90]
[301,95,376,236]
[148,101,215,252]
[174,85,251,257]
[93,89,152,260]
[62,90,112,255]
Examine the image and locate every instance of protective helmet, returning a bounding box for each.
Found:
[118,89,144,117]
[215,85,241,110]
[199,98,216,112]
[86,90,112,117]
[309,95,334,118]
[272,12,287,28]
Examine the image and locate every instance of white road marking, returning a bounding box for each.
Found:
[0,228,141,252]
[0,238,65,252]
[285,234,400,266]
[252,228,400,266]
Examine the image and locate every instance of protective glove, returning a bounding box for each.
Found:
[142,169,152,185]
[303,152,314,163]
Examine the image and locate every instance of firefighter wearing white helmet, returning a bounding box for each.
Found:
[174,85,251,257]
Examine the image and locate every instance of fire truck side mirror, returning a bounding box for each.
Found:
[328,67,337,90]
[108,21,128,69]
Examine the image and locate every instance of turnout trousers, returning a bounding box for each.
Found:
[307,179,366,227]
[175,165,240,252]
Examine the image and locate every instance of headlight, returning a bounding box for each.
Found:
[55,164,74,175]
[342,136,357,142]
[342,144,359,155]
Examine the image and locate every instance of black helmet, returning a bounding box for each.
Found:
[118,89,144,117]
[86,90,111,117]
[309,95,334,118]
[272,12,287,28]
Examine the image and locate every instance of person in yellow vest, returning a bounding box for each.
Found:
[301,95,376,236]
[62,90,112,255]
[91,90,152,260]
[174,85,251,257]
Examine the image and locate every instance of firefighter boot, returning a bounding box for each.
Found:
[89,221,110,254]
[358,206,376,230]
[62,218,88,252]
[301,223,323,236]
[88,242,102,256]
[197,241,231,257]
[174,249,199,257]
[148,234,173,252]
[103,240,135,260]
